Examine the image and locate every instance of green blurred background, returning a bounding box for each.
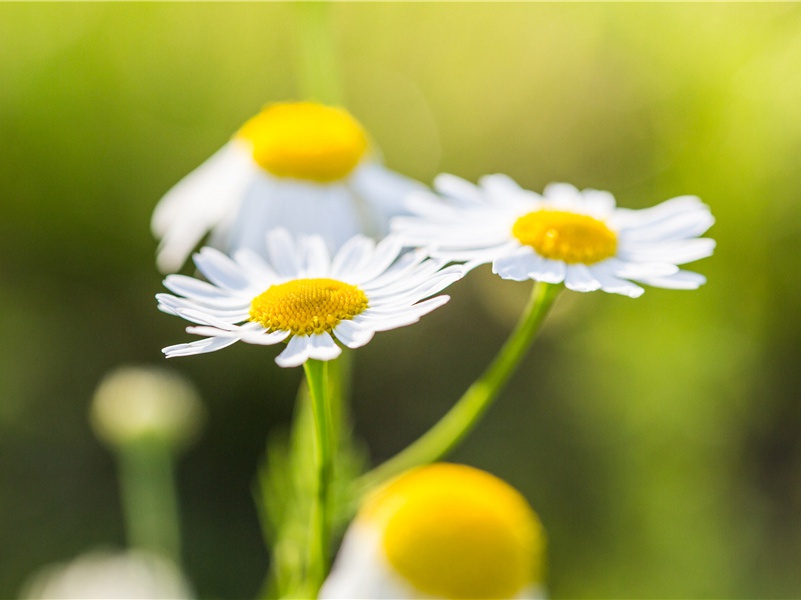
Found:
[2,2,801,598]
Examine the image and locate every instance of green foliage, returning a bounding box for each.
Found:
[3,3,801,598]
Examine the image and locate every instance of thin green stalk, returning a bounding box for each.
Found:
[303,358,335,596]
[357,282,561,494]
[294,2,342,104]
[118,437,181,564]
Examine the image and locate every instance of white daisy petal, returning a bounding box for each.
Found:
[152,142,257,273]
[158,231,458,367]
[564,264,602,292]
[162,275,243,307]
[302,234,333,277]
[634,269,707,290]
[266,228,301,277]
[306,332,342,362]
[275,335,314,368]
[588,263,645,298]
[393,175,714,296]
[619,238,716,265]
[163,335,240,358]
[194,247,252,291]
[530,258,566,284]
[350,162,426,234]
[239,329,291,346]
[332,320,375,349]
[492,249,543,282]
[434,173,484,204]
[331,235,376,279]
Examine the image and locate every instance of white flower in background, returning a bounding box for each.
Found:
[320,463,546,600]
[90,366,204,451]
[152,101,423,273]
[393,174,715,298]
[157,230,462,368]
[19,550,192,600]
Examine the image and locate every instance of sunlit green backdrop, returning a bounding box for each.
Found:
[2,3,801,598]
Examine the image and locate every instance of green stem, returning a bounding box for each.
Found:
[303,359,335,596]
[118,437,181,564]
[357,282,561,493]
[293,2,342,104]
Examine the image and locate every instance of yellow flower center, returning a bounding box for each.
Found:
[362,464,545,600]
[512,210,618,264]
[236,102,369,183]
[248,278,368,336]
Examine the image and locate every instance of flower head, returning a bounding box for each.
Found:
[393,174,715,298]
[152,101,424,273]
[20,550,192,600]
[320,463,546,600]
[157,230,462,368]
[91,366,204,451]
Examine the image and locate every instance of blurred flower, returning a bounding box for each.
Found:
[393,174,715,298]
[91,366,204,451]
[320,463,546,600]
[19,550,192,600]
[152,101,423,273]
[157,229,462,368]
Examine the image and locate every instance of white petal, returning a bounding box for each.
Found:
[306,332,342,362]
[331,236,376,279]
[275,335,313,368]
[348,235,404,284]
[635,269,707,289]
[332,320,375,349]
[160,277,246,308]
[356,296,450,331]
[239,329,291,345]
[348,161,426,235]
[542,182,582,208]
[301,235,333,277]
[193,247,251,291]
[163,335,240,358]
[564,264,602,292]
[588,263,644,298]
[492,249,542,282]
[266,228,301,277]
[529,258,566,284]
[619,238,716,265]
[152,142,257,273]
[434,173,484,205]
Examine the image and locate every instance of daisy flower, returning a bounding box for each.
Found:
[152,101,424,273]
[320,463,546,600]
[392,174,715,298]
[157,230,462,368]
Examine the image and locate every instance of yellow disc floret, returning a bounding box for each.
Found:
[236,102,369,183]
[513,210,618,264]
[362,463,545,600]
[249,278,368,336]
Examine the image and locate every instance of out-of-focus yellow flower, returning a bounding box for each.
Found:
[321,463,546,600]
[152,101,423,273]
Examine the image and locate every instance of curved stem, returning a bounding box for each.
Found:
[357,282,561,494]
[303,358,335,596]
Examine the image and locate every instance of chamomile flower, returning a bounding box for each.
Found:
[393,174,715,298]
[152,101,423,273]
[20,550,192,600]
[157,230,461,368]
[320,463,546,600]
